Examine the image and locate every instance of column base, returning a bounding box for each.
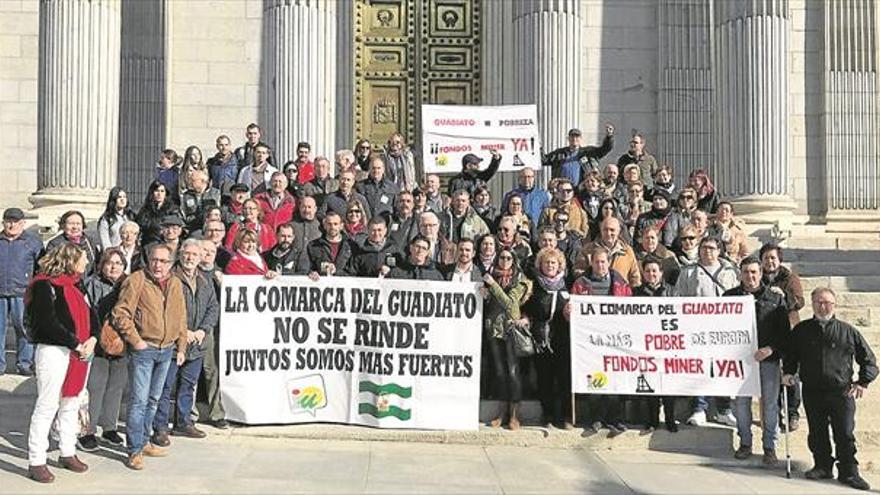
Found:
[729,194,799,223]
[824,210,880,234]
[27,188,109,228]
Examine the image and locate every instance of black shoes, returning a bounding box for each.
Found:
[840,474,871,491]
[76,434,99,452]
[804,466,833,480]
[101,430,125,445]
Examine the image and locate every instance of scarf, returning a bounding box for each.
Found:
[29,273,90,397]
[537,271,566,291]
[345,222,365,238]
[479,253,495,271]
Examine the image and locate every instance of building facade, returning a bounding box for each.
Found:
[0,0,877,228]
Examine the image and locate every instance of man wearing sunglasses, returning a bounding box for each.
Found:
[538,179,588,237]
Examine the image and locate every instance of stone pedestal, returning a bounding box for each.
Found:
[713,0,797,221]
[30,0,122,223]
[511,0,582,153]
[264,0,336,165]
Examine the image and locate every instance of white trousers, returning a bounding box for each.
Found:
[28,344,81,466]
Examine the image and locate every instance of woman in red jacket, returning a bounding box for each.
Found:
[225,198,276,252]
[224,228,278,277]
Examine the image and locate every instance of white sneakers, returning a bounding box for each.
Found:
[686,410,737,427]
[686,410,706,426]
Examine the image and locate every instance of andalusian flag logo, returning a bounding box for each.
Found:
[358,380,412,421]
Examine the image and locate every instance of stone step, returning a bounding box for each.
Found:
[793,261,880,277]
[800,275,880,292]
[786,248,880,263]
[782,235,880,250]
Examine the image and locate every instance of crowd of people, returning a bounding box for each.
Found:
[0,122,874,490]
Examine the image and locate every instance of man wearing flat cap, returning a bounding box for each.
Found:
[0,208,43,375]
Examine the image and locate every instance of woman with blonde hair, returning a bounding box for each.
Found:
[224,198,276,252]
[25,243,100,483]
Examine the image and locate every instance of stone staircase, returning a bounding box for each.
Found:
[752,224,880,460]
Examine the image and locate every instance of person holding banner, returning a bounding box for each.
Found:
[262,223,309,275]
[633,258,678,433]
[483,247,531,430]
[306,212,353,278]
[446,238,482,282]
[570,246,633,435]
[447,150,501,197]
[523,247,572,429]
[387,235,445,281]
[783,288,877,490]
[676,236,739,427]
[542,125,614,187]
[349,216,401,278]
[725,257,790,465]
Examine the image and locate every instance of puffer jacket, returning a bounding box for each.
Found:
[0,230,42,297]
[174,268,219,361]
[111,270,188,352]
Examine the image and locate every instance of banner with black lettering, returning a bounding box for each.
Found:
[570,296,760,397]
[421,104,542,174]
[219,276,482,430]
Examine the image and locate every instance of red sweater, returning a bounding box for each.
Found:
[224,253,268,275]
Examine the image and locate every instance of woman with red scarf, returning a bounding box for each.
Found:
[343,200,368,245]
[224,198,276,252]
[25,243,100,483]
[224,228,279,278]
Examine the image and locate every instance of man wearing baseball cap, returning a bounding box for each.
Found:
[446,150,502,197]
[0,208,43,375]
[542,124,615,186]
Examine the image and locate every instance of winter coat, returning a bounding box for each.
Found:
[539,201,589,238]
[180,187,223,232]
[387,259,445,281]
[224,253,269,275]
[784,317,878,391]
[724,285,790,361]
[571,269,633,297]
[83,274,123,358]
[262,245,309,275]
[543,135,614,185]
[321,190,372,221]
[111,270,188,351]
[225,221,276,253]
[502,185,550,224]
[97,211,135,248]
[237,163,279,195]
[574,240,641,288]
[254,191,297,232]
[26,279,100,350]
[674,259,738,297]
[347,239,401,277]
[484,273,529,339]
[634,208,675,248]
[302,177,340,209]
[447,155,501,196]
[388,213,419,249]
[291,217,322,254]
[356,177,400,219]
[306,237,354,276]
[617,151,658,188]
[763,265,805,327]
[380,148,417,191]
[136,200,178,246]
[0,230,42,297]
[440,207,490,243]
[174,268,220,361]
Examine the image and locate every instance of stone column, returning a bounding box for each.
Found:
[822,0,880,228]
[511,0,582,153]
[264,0,336,165]
[482,0,514,106]
[30,0,122,219]
[713,0,797,219]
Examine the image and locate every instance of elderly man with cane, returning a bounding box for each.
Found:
[782,287,877,491]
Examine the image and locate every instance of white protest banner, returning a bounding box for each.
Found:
[421,104,542,174]
[219,275,482,430]
[571,296,760,397]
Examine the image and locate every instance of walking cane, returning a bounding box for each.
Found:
[780,359,792,479]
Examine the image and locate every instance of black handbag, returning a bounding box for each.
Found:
[506,320,535,357]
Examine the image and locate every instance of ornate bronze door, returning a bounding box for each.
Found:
[354,0,481,148]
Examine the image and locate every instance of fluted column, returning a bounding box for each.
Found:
[482,0,514,106]
[713,0,796,217]
[823,0,880,226]
[264,0,336,165]
[30,0,122,215]
[512,0,582,153]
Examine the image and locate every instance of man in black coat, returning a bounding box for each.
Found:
[262,223,308,275]
[387,235,444,281]
[783,287,878,491]
[348,217,401,278]
[447,150,501,197]
[306,212,353,278]
[724,257,790,465]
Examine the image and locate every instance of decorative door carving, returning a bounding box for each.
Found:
[354,0,481,148]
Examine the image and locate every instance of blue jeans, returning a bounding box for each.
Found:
[0,296,33,374]
[734,360,781,450]
[126,345,173,454]
[154,356,203,431]
[692,396,732,415]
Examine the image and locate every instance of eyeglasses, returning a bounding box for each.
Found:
[499,255,514,261]
[682,195,695,200]
[349,210,362,214]
[358,145,371,150]
[681,236,696,241]
[150,258,171,265]
[412,244,429,251]
[285,169,298,174]
[559,188,573,193]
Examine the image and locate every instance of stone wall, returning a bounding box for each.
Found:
[0,0,38,211]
